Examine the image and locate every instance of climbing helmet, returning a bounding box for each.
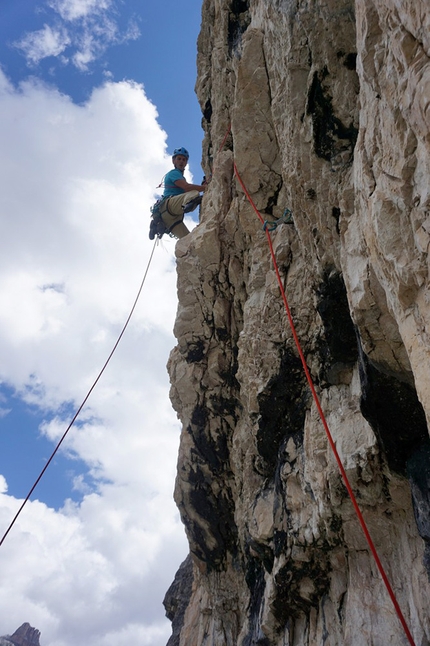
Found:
[172,147,189,159]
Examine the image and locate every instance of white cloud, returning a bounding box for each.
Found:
[49,0,112,21]
[0,393,11,419]
[0,69,190,645]
[0,488,186,644]
[0,476,7,493]
[14,24,71,65]
[14,1,140,71]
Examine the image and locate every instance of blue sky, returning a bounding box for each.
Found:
[0,0,203,175]
[0,1,204,644]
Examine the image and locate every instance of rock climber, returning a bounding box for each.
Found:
[158,147,208,239]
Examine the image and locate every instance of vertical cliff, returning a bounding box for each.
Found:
[164,1,430,644]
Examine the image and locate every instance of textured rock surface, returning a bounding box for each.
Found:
[166,0,430,644]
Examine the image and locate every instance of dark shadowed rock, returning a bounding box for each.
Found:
[163,554,194,646]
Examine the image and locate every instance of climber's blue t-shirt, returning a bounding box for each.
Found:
[163,169,185,197]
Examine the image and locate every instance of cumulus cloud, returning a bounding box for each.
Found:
[0,69,191,645]
[14,0,140,71]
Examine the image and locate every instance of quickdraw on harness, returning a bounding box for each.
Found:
[262,207,294,232]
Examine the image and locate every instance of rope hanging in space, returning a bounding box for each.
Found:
[0,238,158,548]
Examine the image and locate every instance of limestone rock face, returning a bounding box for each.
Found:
[166,0,430,644]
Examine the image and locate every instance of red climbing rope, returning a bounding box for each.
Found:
[0,239,158,548]
[218,124,232,155]
[233,161,417,646]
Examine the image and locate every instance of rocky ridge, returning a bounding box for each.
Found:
[164,0,430,645]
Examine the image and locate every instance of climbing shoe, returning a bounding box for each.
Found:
[182,195,202,213]
[149,217,158,240]
[149,215,169,240]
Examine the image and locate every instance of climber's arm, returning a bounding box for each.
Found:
[174,178,207,192]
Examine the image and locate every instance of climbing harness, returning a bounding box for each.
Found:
[149,198,170,239]
[232,157,417,646]
[149,198,182,240]
[0,239,158,548]
[262,208,294,232]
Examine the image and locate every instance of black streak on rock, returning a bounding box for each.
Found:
[183,405,238,568]
[272,549,331,624]
[186,339,206,363]
[332,206,341,234]
[257,350,309,476]
[307,67,358,163]
[336,50,357,70]
[203,99,213,123]
[316,270,358,384]
[407,442,430,576]
[359,354,428,474]
[243,554,271,646]
[247,537,274,574]
[186,464,237,567]
[344,53,357,70]
[191,404,230,471]
[228,0,251,56]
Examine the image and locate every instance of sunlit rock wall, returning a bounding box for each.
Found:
[164,0,430,644]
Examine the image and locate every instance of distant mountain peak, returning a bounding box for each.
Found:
[0,624,41,646]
